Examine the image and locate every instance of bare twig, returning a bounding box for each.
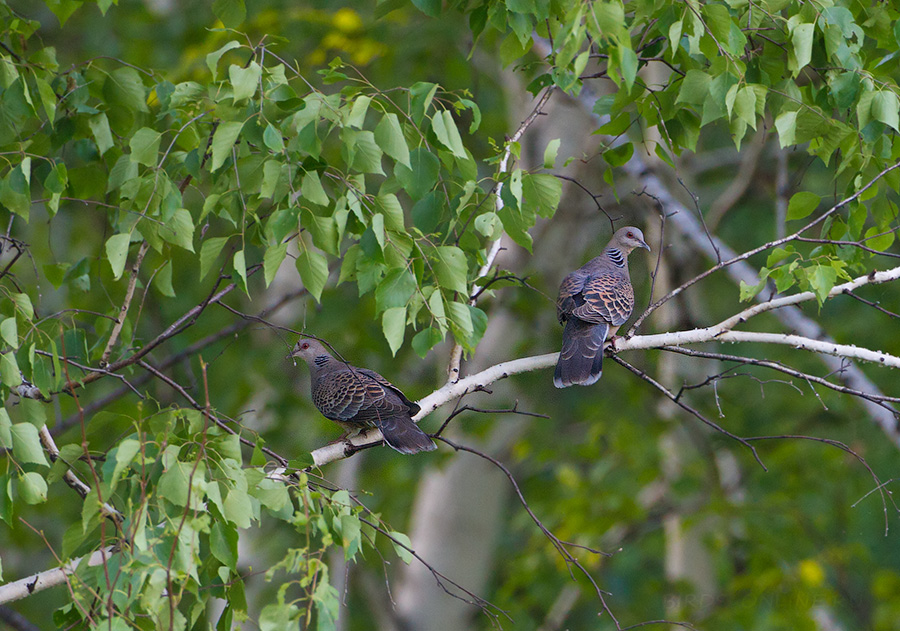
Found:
[435,436,620,627]
[100,240,150,367]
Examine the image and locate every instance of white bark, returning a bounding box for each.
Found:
[309,310,900,467]
[0,547,115,604]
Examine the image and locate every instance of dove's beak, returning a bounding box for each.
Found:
[640,240,651,252]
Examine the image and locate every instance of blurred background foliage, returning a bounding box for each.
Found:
[2,1,900,630]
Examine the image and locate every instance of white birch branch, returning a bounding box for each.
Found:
[715,266,900,331]
[0,547,115,604]
[620,330,900,368]
[311,353,558,467]
[37,425,123,523]
[309,305,900,467]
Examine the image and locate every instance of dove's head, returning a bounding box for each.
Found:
[612,226,651,253]
[290,339,331,366]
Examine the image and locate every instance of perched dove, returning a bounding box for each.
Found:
[555,226,650,388]
[291,339,436,454]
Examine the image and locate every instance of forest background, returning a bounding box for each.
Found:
[2,0,900,630]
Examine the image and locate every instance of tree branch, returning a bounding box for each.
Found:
[100,240,150,367]
[0,547,116,605]
[308,289,900,466]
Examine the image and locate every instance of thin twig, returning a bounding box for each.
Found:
[100,240,150,366]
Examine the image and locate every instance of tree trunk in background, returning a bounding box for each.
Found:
[393,306,529,630]
[646,216,720,623]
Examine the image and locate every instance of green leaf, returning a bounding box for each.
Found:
[872,91,900,132]
[474,211,502,239]
[788,19,814,75]
[206,41,242,79]
[766,247,794,267]
[111,439,141,487]
[211,121,245,172]
[1,318,18,349]
[1,352,19,388]
[376,194,405,231]
[447,300,474,339]
[734,86,758,128]
[129,127,161,167]
[375,268,417,311]
[676,70,711,105]
[432,110,467,159]
[224,488,253,528]
[106,67,148,115]
[347,95,371,128]
[35,76,57,125]
[105,233,131,280]
[229,61,261,103]
[864,226,895,251]
[12,294,33,321]
[497,204,533,252]
[296,247,329,302]
[263,123,284,152]
[432,246,468,294]
[396,148,440,200]
[411,0,440,17]
[340,513,362,560]
[19,472,47,505]
[200,237,230,281]
[618,45,638,91]
[11,423,49,466]
[374,113,411,168]
[156,262,176,297]
[158,461,193,507]
[349,130,384,174]
[233,249,249,295]
[786,192,821,221]
[543,138,560,169]
[213,0,246,27]
[388,531,414,564]
[382,307,406,356]
[264,242,288,287]
[88,113,114,155]
[211,522,239,570]
[856,90,875,129]
[0,409,12,449]
[809,264,838,305]
[302,171,329,206]
[0,163,31,220]
[159,209,195,252]
[412,327,443,358]
[411,192,443,234]
[302,211,339,255]
[775,110,798,147]
[409,82,438,125]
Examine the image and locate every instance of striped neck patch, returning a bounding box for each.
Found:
[606,247,625,268]
[314,355,330,367]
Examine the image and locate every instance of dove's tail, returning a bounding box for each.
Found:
[376,414,437,455]
[554,318,608,388]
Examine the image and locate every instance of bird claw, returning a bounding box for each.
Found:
[607,335,620,352]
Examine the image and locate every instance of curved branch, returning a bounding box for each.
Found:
[310,353,557,466]
[308,318,900,467]
[715,265,900,331]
